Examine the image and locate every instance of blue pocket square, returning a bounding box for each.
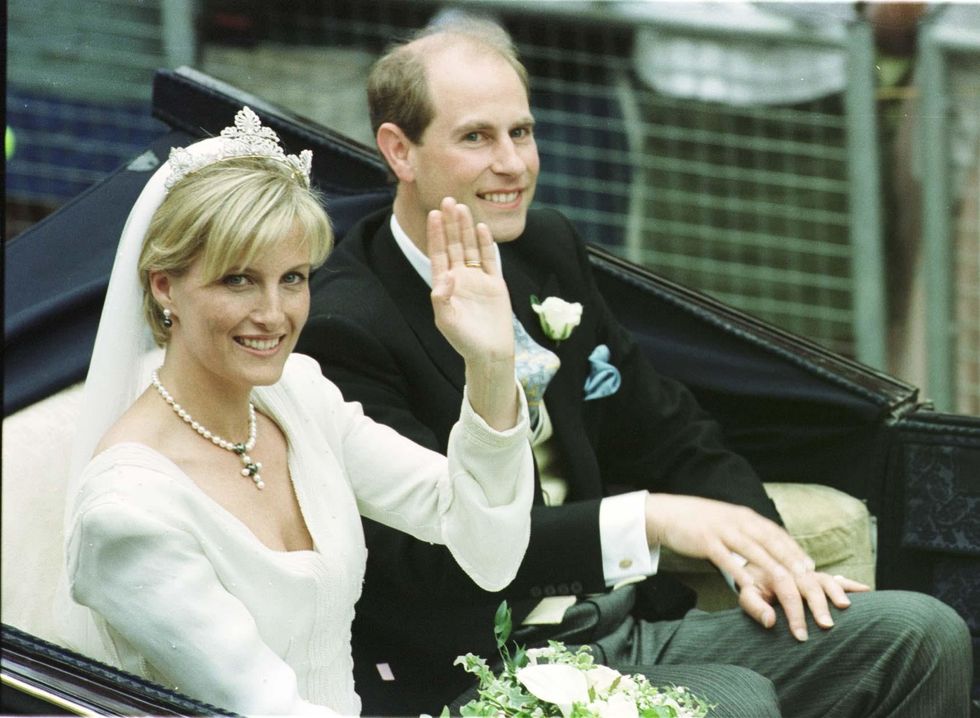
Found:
[584,344,621,400]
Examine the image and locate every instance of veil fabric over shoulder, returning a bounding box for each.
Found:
[57,135,229,660]
[67,135,231,485]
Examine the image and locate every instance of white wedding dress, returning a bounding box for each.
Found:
[64,354,532,716]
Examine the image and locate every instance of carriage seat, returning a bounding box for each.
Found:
[2,382,84,645]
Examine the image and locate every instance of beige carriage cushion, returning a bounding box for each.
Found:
[764,482,876,580]
[1,383,84,643]
[672,482,876,612]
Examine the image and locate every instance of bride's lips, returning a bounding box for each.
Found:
[235,335,284,353]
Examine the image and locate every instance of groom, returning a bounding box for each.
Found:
[297,15,971,718]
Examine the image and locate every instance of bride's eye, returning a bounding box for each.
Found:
[222,274,249,287]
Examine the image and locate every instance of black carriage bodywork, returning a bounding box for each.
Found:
[3,68,978,714]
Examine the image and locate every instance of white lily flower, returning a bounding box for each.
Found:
[597,693,639,718]
[517,663,589,717]
[586,664,623,694]
[525,647,553,665]
[616,673,637,693]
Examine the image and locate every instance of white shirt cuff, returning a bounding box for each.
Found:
[599,490,659,587]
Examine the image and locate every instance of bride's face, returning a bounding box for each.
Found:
[162,229,312,391]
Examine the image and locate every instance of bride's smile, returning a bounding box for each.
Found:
[236,335,284,352]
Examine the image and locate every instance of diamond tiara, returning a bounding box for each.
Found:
[164,106,313,191]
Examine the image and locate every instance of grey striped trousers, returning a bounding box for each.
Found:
[553,589,973,717]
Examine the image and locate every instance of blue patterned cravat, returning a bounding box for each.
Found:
[512,315,560,426]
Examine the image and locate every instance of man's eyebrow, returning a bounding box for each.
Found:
[454,120,493,136]
[454,116,536,136]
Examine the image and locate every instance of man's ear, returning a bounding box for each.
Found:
[376,122,416,183]
[149,270,173,311]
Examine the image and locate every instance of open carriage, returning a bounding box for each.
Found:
[3,68,978,715]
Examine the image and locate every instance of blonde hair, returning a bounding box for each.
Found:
[139,155,333,346]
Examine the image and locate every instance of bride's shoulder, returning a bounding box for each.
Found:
[279,353,343,401]
[75,397,186,511]
[92,390,169,458]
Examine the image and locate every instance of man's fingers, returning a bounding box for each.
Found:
[767,570,808,641]
[701,506,808,579]
[833,574,871,593]
[711,547,756,593]
[453,202,482,267]
[735,513,814,579]
[796,572,834,630]
[475,222,499,274]
[440,197,465,267]
[718,523,797,585]
[738,584,776,629]
[427,209,449,276]
[825,574,870,608]
[815,573,852,610]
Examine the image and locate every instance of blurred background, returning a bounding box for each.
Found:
[6,0,979,416]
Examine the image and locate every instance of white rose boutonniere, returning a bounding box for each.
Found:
[531,295,583,342]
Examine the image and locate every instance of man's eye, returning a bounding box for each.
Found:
[464,132,482,142]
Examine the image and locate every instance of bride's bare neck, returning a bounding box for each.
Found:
[153,365,254,442]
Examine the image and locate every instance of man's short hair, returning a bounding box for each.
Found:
[367,14,530,144]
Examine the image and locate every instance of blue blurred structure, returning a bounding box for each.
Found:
[6,91,165,204]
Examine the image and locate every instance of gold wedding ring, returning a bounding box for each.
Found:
[464,260,482,268]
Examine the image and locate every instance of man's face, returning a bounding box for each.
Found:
[404,45,539,244]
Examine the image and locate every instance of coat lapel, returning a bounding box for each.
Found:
[366,218,467,392]
[501,243,559,344]
[500,237,603,499]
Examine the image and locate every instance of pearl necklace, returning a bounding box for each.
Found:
[151,370,265,490]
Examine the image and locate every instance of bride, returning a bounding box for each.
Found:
[58,107,533,716]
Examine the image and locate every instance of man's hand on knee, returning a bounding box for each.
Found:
[644,493,870,640]
[738,565,870,641]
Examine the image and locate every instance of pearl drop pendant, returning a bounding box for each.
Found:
[151,369,265,491]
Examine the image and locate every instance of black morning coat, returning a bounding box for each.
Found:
[296,206,782,716]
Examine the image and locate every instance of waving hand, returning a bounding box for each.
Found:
[428,197,518,430]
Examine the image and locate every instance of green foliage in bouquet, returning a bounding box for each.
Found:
[447,601,712,718]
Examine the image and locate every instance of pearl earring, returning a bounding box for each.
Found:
[162,308,173,328]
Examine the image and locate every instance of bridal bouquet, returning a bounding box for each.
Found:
[448,602,712,718]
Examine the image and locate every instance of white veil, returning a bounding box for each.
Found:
[56,135,230,660]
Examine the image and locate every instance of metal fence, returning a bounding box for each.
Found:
[4,0,191,237]
[192,0,888,367]
[8,0,977,407]
[918,7,980,415]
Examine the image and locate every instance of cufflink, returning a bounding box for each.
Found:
[619,558,633,570]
